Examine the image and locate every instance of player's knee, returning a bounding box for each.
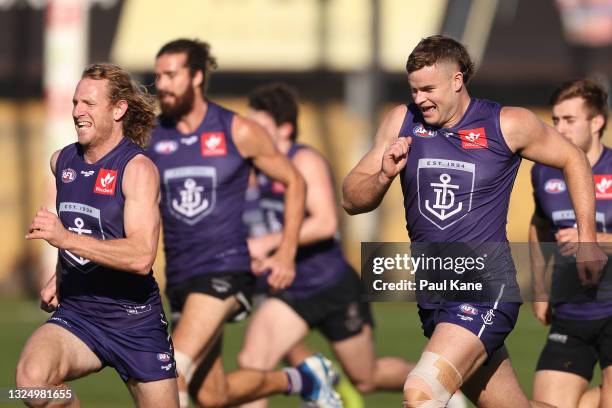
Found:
[402,351,462,408]
[237,347,276,370]
[194,389,229,408]
[16,357,53,388]
[174,351,196,385]
[353,380,375,394]
[237,349,262,369]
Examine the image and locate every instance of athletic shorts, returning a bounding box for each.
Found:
[47,304,176,382]
[166,271,255,324]
[536,315,612,381]
[272,268,374,342]
[418,301,521,357]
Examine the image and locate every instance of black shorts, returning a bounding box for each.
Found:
[536,316,612,381]
[166,272,256,324]
[272,268,374,342]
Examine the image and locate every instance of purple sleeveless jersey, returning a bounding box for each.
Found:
[256,144,349,298]
[399,99,521,242]
[532,147,612,320]
[147,101,251,286]
[398,99,522,305]
[55,137,162,325]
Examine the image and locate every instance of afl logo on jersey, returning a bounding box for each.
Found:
[61,168,77,183]
[544,179,566,194]
[154,140,178,155]
[413,124,437,138]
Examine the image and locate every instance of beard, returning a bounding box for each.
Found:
[158,85,196,121]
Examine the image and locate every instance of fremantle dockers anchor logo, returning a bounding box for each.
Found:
[418,159,475,230]
[58,202,105,274]
[173,179,209,218]
[425,174,462,220]
[164,166,217,225]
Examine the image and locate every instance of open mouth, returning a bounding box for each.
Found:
[75,120,92,129]
[421,105,436,114]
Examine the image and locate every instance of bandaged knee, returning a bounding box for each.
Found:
[174,350,196,384]
[403,351,462,408]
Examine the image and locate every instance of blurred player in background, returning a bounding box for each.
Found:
[342,35,606,407]
[530,78,611,408]
[148,39,342,408]
[17,63,179,407]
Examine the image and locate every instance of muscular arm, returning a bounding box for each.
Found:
[529,213,555,299]
[249,148,338,256]
[233,115,306,288]
[502,107,597,241]
[27,154,161,275]
[342,105,410,215]
[503,107,606,283]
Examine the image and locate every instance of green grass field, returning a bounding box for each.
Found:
[0,297,602,407]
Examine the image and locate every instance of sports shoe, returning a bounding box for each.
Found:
[298,354,343,408]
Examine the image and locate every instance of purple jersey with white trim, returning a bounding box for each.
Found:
[147,101,251,285]
[532,147,612,320]
[256,144,348,297]
[398,98,521,242]
[55,138,161,325]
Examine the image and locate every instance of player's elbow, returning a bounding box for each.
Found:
[342,196,370,215]
[129,255,154,275]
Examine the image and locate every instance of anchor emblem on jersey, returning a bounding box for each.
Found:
[164,166,217,225]
[417,159,474,230]
[424,174,463,220]
[172,178,209,218]
[58,202,105,274]
[65,217,92,266]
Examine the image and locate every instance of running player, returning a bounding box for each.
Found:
[342,35,607,407]
[238,83,461,407]
[148,39,341,408]
[17,63,179,407]
[531,78,611,408]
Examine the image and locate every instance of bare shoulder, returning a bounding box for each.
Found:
[124,154,160,183]
[50,149,62,174]
[500,106,540,133]
[375,104,408,145]
[500,106,545,152]
[231,114,272,157]
[292,146,330,173]
[232,114,266,141]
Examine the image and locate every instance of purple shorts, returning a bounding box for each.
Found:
[418,301,521,357]
[47,304,177,382]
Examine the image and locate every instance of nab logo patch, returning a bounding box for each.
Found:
[413,124,437,138]
[594,175,612,199]
[94,169,117,195]
[154,140,178,155]
[61,168,77,183]
[459,127,488,149]
[201,132,227,156]
[544,179,566,194]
